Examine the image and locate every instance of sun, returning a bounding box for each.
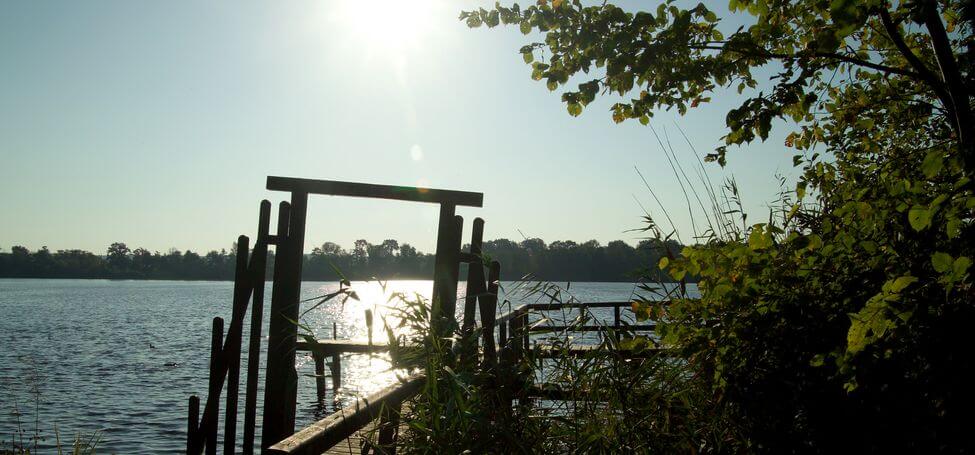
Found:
[330,0,438,57]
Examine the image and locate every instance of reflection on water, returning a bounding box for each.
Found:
[0,279,676,452]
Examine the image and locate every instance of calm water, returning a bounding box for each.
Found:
[0,279,677,453]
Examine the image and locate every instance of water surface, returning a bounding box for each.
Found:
[0,279,675,452]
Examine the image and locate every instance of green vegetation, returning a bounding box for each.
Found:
[389,0,975,452]
[0,237,680,282]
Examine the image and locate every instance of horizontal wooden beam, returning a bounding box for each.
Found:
[528,324,656,332]
[535,344,665,358]
[526,301,636,310]
[266,176,483,207]
[266,374,425,454]
[295,339,397,355]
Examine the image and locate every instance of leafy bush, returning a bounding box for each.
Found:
[464,0,973,452]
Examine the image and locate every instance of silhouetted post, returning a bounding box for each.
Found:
[242,200,271,455]
[431,204,459,337]
[614,305,621,328]
[499,317,507,349]
[330,322,341,392]
[480,261,501,368]
[225,235,250,455]
[187,395,200,454]
[462,218,485,335]
[313,351,327,403]
[262,199,298,449]
[207,317,224,455]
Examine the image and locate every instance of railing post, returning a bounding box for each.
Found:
[614,304,621,328]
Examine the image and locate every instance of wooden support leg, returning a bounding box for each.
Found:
[314,352,327,403]
[206,317,224,455]
[331,353,342,393]
[187,395,199,454]
[243,200,271,455]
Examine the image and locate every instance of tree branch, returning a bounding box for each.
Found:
[920,0,973,163]
[877,8,955,126]
[690,43,921,78]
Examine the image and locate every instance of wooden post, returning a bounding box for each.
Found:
[498,316,507,349]
[262,199,296,449]
[614,304,621,328]
[224,235,250,455]
[187,395,200,454]
[430,204,457,337]
[480,261,500,368]
[207,317,224,455]
[461,218,485,335]
[313,352,327,403]
[242,200,271,455]
[331,322,341,392]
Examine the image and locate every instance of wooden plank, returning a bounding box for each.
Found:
[266,176,483,207]
[242,200,271,455]
[266,374,425,455]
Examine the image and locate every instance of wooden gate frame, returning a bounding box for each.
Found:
[234,176,484,448]
[259,177,482,450]
[185,176,482,454]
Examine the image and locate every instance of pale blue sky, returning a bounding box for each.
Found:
[0,1,795,254]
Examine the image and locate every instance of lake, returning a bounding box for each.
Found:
[0,278,686,453]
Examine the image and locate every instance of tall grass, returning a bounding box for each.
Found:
[1,357,102,455]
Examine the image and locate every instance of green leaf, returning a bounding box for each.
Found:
[566,102,582,117]
[886,275,918,293]
[921,152,943,178]
[520,20,532,35]
[658,256,669,270]
[748,225,772,250]
[932,252,953,273]
[952,257,972,280]
[907,206,932,231]
[522,51,534,64]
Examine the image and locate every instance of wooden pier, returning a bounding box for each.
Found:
[184,176,658,454]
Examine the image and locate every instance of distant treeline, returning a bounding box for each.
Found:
[0,238,683,282]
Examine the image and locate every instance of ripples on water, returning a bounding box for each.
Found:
[0,279,683,452]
